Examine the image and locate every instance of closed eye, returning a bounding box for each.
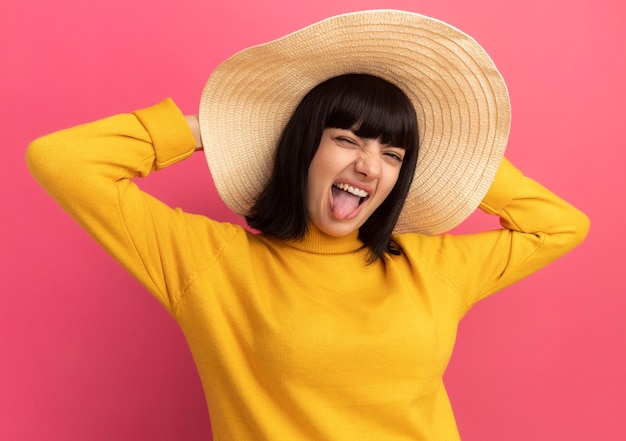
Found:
[336,136,359,146]
[384,151,404,163]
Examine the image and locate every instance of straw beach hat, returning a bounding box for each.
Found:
[199,10,510,235]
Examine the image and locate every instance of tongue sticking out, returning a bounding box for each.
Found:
[331,186,362,220]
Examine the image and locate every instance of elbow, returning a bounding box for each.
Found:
[26,136,50,182]
[572,208,591,247]
[26,134,89,217]
[26,135,67,192]
[560,207,590,252]
[535,208,590,267]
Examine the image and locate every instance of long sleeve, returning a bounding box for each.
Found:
[463,158,589,306]
[26,99,226,314]
[397,158,590,312]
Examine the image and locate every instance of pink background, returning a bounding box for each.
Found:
[2,0,624,439]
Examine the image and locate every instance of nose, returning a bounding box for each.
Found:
[354,150,381,179]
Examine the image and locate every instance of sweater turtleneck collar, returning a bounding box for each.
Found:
[282,223,365,255]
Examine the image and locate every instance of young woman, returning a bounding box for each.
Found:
[26,10,589,441]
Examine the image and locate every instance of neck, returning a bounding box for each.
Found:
[283,223,363,255]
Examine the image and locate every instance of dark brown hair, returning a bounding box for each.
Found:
[246,73,420,262]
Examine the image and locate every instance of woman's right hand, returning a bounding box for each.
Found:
[185,114,203,151]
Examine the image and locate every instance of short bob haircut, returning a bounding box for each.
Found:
[246,73,420,262]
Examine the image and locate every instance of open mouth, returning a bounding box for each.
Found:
[330,182,370,220]
[333,182,369,205]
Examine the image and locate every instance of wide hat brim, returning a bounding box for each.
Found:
[199,9,510,235]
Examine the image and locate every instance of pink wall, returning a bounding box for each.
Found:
[2,0,624,439]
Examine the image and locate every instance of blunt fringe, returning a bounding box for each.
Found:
[246,73,420,262]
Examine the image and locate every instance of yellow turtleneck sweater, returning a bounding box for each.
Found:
[27,98,589,440]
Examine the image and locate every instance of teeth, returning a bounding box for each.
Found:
[334,183,369,198]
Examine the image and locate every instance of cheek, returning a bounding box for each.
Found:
[308,152,337,190]
[306,161,327,211]
[383,167,402,195]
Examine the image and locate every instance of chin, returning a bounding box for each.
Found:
[315,219,363,237]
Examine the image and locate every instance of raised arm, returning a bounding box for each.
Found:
[400,158,590,310]
[467,158,589,304]
[26,99,212,313]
